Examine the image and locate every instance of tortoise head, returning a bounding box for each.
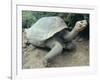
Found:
[74,20,87,32]
[63,20,88,41]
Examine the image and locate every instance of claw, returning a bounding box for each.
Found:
[43,59,50,67]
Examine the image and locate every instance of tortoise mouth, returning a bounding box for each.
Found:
[77,27,85,32]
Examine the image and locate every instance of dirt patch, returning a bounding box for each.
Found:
[22,32,89,69]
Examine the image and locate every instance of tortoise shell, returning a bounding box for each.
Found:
[25,17,68,47]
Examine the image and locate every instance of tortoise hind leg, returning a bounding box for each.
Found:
[43,41,63,66]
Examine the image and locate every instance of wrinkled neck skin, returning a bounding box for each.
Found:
[64,27,79,41]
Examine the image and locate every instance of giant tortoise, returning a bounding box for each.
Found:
[24,16,87,66]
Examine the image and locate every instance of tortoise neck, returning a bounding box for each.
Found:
[64,27,79,41]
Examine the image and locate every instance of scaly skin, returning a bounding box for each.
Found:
[63,20,87,41]
[43,20,87,67]
[24,19,87,67]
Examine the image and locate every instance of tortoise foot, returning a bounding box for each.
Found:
[43,59,51,67]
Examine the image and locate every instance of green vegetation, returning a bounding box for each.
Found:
[22,11,89,30]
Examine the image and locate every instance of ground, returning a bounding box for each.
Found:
[22,32,89,69]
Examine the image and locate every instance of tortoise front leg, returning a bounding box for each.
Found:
[43,41,63,66]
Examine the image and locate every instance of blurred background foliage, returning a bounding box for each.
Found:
[22,11,89,39]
